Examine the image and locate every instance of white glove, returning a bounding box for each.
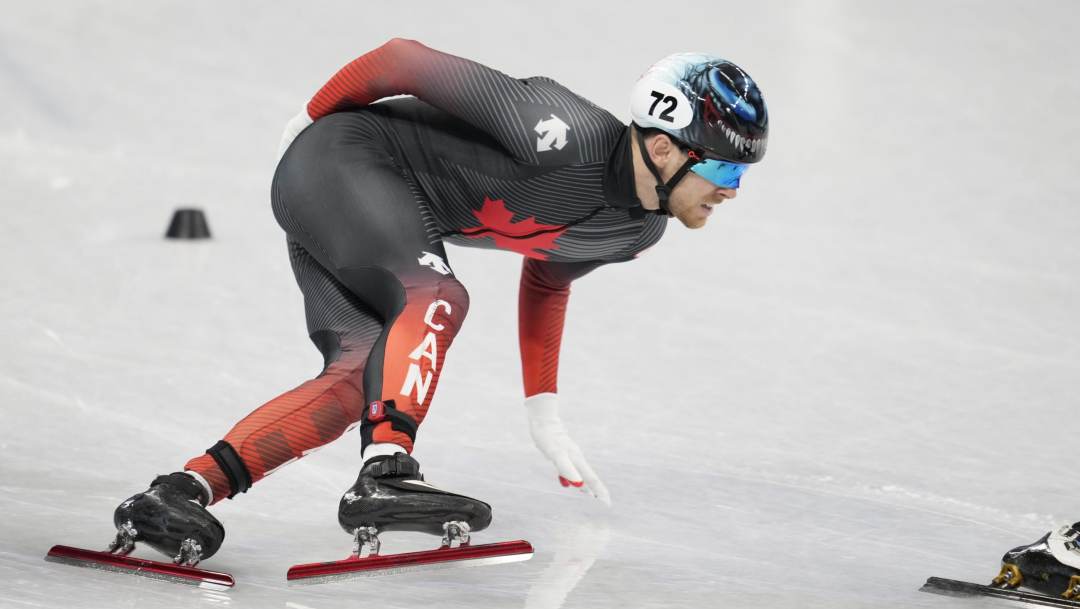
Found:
[277,105,315,161]
[525,393,611,506]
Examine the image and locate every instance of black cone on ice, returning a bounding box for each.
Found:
[165,208,211,239]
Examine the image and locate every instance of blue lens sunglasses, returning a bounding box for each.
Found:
[684,150,749,189]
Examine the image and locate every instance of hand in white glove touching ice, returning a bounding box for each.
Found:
[525,393,611,506]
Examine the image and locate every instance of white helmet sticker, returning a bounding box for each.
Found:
[630,79,693,130]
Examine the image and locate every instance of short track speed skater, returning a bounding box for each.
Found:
[920,524,1080,607]
[45,472,234,589]
[287,453,533,584]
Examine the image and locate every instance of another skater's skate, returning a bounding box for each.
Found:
[46,472,233,590]
[287,452,533,584]
[920,524,1080,607]
[991,524,1080,599]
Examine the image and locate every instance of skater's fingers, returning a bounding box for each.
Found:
[567,443,611,506]
[565,441,597,481]
[558,475,585,489]
[590,479,611,506]
[565,445,595,495]
[552,453,582,489]
[582,477,611,506]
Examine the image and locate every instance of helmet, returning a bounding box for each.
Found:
[630,53,768,164]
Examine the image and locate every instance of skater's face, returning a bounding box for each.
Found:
[667,170,737,229]
[638,132,737,229]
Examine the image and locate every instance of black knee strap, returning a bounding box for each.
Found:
[206,440,252,499]
[359,399,418,446]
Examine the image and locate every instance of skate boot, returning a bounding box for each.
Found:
[992,523,1080,599]
[288,453,531,584]
[338,453,491,538]
[46,472,233,589]
[111,472,225,565]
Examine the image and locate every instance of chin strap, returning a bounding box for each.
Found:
[634,128,703,217]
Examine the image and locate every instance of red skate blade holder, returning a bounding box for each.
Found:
[45,545,235,590]
[287,540,534,585]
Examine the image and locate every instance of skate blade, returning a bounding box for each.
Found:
[45,545,234,590]
[287,540,534,586]
[920,576,1080,608]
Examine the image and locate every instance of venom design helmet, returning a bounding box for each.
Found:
[630,53,768,164]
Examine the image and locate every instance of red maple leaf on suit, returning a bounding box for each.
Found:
[463,197,565,259]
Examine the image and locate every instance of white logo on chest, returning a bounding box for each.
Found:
[535,114,570,152]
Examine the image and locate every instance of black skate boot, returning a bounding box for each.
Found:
[287,453,532,584]
[111,472,225,566]
[338,453,491,541]
[993,524,1080,599]
[46,472,233,589]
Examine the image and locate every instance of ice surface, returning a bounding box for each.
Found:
[2,1,1078,607]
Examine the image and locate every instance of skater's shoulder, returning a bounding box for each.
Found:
[520,76,623,126]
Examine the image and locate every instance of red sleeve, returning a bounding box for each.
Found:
[306,38,539,161]
[306,38,419,119]
[519,258,603,398]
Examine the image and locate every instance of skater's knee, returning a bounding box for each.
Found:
[337,266,408,319]
[311,330,368,382]
[310,330,342,378]
[431,276,470,319]
[408,277,469,336]
[338,265,470,323]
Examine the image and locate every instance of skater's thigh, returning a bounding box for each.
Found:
[272,113,446,282]
[287,237,383,371]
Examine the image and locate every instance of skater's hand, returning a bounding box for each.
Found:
[277,106,315,161]
[524,393,611,506]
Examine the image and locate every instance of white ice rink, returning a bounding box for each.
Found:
[2,1,1079,607]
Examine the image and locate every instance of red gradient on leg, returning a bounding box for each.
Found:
[184,454,231,502]
[184,354,367,505]
[372,276,469,448]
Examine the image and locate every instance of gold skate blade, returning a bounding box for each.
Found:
[993,563,1025,589]
[287,540,534,586]
[45,545,234,590]
[1065,575,1080,600]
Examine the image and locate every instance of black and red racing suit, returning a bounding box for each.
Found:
[185,39,667,503]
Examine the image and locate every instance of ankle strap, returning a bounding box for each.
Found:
[367,454,420,479]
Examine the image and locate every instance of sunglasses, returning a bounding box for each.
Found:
[687,150,748,189]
